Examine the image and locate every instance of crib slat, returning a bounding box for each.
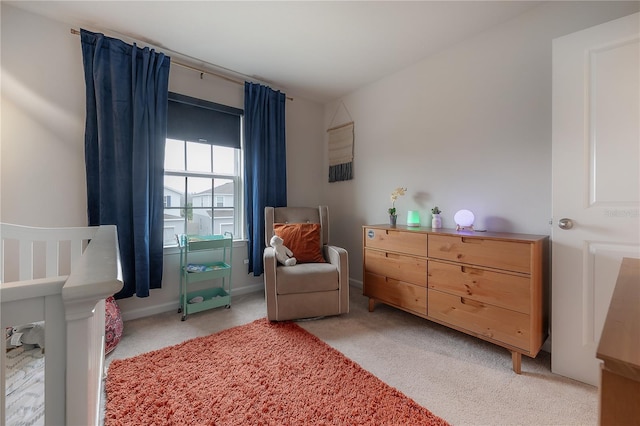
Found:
[2,224,99,281]
[18,239,34,280]
[46,239,59,277]
[69,239,84,271]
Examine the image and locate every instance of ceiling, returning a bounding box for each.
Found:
[9,1,543,103]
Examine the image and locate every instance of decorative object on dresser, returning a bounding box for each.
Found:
[453,209,475,231]
[362,224,548,373]
[407,210,421,227]
[431,206,442,229]
[388,187,407,227]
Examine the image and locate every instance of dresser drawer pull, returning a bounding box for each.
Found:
[460,297,484,308]
[461,237,483,244]
[461,266,483,274]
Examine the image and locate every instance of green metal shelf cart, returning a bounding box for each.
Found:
[178,232,233,321]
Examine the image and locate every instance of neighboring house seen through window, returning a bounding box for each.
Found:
[163,93,243,246]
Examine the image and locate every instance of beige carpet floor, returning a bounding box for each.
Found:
[105,286,597,425]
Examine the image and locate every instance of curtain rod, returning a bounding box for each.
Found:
[70,28,293,101]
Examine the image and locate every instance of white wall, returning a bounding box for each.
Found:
[1,5,87,227]
[0,4,325,319]
[322,1,639,283]
[3,2,637,318]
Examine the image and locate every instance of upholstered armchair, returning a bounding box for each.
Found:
[263,206,349,321]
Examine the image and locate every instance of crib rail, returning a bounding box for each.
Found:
[1,223,123,426]
[0,223,98,283]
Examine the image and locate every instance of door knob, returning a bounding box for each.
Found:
[558,218,574,230]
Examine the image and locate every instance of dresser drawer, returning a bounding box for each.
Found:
[427,234,532,273]
[428,290,530,351]
[364,227,427,255]
[365,248,427,286]
[365,272,427,316]
[428,260,530,314]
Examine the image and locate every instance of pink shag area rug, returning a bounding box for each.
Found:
[105,318,450,425]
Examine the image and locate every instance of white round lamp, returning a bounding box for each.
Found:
[454,209,475,231]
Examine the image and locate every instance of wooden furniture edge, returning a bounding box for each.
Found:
[596,257,640,426]
[596,257,640,381]
[362,224,549,243]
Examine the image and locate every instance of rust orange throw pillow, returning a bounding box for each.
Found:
[274,223,326,263]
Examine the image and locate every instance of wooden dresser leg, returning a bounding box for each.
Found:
[368,298,375,312]
[511,351,522,374]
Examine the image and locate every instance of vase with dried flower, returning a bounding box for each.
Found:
[388,187,407,226]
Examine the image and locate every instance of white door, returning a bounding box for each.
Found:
[552,13,640,386]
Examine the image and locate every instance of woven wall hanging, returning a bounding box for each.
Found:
[327,102,354,182]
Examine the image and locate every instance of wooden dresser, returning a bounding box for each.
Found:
[596,257,640,426]
[363,224,548,373]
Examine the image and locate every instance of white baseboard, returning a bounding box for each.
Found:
[120,280,360,322]
[350,278,362,289]
[120,282,264,322]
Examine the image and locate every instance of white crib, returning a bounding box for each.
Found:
[1,223,123,426]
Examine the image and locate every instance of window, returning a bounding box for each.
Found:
[163,93,243,247]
